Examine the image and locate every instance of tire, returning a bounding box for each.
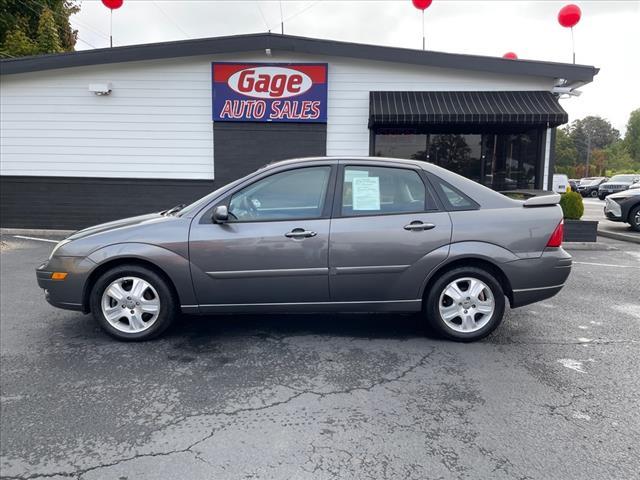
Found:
[89,265,177,341]
[598,193,606,200]
[590,190,598,198]
[629,204,640,232]
[424,267,505,342]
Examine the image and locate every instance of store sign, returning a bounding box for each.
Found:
[212,63,327,123]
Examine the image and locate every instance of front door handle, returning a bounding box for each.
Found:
[285,228,317,239]
[404,221,435,231]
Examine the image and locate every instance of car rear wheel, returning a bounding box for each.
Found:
[590,190,598,198]
[629,205,640,232]
[90,265,176,341]
[425,267,505,342]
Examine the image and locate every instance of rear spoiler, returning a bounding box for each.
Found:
[523,193,561,207]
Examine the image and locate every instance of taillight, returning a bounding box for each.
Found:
[546,220,564,247]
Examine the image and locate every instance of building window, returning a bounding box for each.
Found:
[373,129,542,191]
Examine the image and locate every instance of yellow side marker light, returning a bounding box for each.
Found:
[51,272,68,280]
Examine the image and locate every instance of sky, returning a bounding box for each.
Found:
[71,0,639,135]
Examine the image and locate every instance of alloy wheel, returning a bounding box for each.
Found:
[101,276,161,333]
[438,277,495,333]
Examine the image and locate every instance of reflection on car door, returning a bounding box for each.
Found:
[328,163,452,308]
[189,164,336,310]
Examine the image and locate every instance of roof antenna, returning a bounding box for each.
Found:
[279,0,284,34]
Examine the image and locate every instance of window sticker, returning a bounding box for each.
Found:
[352,177,381,210]
[345,169,369,183]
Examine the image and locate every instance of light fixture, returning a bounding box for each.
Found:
[552,86,582,97]
[89,82,112,96]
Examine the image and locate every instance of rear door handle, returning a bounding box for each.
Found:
[404,221,435,231]
[285,228,317,239]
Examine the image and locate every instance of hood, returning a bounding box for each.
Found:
[67,212,166,241]
[608,189,640,200]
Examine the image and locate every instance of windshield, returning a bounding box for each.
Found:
[581,177,604,186]
[609,175,636,183]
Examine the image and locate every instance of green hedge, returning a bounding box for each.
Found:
[560,191,584,220]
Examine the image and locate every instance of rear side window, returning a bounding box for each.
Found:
[341,166,435,217]
[430,177,479,211]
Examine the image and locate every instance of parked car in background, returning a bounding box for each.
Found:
[629,182,640,190]
[36,157,571,343]
[552,174,570,193]
[578,177,607,197]
[598,174,640,200]
[568,179,579,192]
[604,188,640,231]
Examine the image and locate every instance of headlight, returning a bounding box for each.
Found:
[611,193,635,201]
[49,239,71,259]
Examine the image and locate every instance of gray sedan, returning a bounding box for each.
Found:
[37,157,571,342]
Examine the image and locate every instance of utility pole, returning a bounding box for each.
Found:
[585,134,591,176]
[280,0,284,34]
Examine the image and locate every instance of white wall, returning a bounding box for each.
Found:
[0,51,556,180]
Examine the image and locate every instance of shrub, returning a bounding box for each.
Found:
[560,191,584,220]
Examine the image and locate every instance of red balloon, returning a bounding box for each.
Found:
[102,0,123,9]
[503,52,518,60]
[412,0,433,11]
[558,4,581,28]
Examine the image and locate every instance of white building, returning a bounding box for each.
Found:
[0,33,597,229]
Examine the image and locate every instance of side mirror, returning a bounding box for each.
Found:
[212,205,229,223]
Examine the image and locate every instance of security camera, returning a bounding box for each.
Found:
[552,86,581,97]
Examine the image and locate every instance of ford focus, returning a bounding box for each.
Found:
[37,157,571,342]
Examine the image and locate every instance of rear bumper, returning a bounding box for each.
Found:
[502,247,572,308]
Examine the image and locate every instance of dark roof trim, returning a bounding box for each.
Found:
[369,91,568,128]
[0,33,598,82]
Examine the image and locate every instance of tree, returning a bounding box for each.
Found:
[555,127,578,169]
[2,23,37,57]
[624,108,640,162]
[36,6,62,54]
[567,116,620,165]
[0,0,79,57]
[604,142,635,174]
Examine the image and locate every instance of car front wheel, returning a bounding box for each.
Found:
[590,190,598,198]
[89,265,176,341]
[629,205,640,232]
[425,267,505,342]
[598,193,606,200]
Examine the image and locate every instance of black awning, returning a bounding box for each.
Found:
[369,91,568,128]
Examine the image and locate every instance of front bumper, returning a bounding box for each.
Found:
[36,256,96,312]
[578,187,596,196]
[502,247,572,308]
[604,197,623,222]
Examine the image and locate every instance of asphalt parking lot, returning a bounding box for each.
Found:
[1,235,639,480]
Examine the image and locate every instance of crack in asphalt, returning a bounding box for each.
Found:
[0,349,435,480]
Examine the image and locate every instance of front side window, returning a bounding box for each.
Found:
[341,166,431,217]
[229,166,331,222]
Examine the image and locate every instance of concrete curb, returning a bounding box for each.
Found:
[563,242,618,251]
[1,228,74,236]
[597,230,640,245]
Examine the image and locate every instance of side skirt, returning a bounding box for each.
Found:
[181,299,422,315]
